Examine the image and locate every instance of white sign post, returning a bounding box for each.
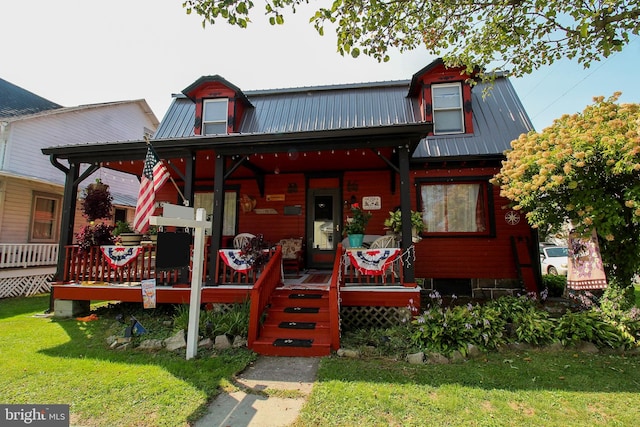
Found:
[150,207,211,360]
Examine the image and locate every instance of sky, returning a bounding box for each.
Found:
[2,0,639,132]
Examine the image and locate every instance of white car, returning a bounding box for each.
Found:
[539,245,568,275]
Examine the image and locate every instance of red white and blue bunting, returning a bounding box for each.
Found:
[100,246,142,268]
[347,248,401,276]
[219,249,253,273]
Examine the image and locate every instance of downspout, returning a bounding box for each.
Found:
[0,121,9,170]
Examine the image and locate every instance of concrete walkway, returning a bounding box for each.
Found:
[194,356,320,427]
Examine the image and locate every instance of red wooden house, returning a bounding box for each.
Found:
[42,58,540,356]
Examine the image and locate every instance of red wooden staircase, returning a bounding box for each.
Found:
[251,288,332,357]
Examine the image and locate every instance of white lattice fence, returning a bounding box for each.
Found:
[340,306,412,331]
[0,273,53,298]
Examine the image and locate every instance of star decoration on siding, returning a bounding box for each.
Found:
[505,211,521,225]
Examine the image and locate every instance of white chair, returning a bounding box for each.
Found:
[369,235,397,249]
[233,233,256,250]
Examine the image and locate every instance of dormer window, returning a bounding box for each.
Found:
[432,83,464,134]
[203,99,228,135]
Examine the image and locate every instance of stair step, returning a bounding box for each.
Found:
[279,321,316,329]
[273,338,313,347]
[284,306,320,314]
[288,292,323,299]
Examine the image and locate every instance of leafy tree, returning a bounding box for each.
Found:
[492,93,640,288]
[182,0,639,78]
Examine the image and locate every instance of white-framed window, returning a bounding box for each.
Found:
[203,99,229,135]
[419,180,489,234]
[194,191,237,236]
[432,83,464,134]
[30,193,61,242]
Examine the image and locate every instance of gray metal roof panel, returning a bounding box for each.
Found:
[154,97,195,139]
[413,77,534,159]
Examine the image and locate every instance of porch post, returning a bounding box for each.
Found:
[183,152,196,205]
[207,154,226,284]
[398,144,415,283]
[55,162,80,282]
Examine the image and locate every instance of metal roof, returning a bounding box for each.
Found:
[0,77,62,118]
[154,75,533,159]
[413,77,534,159]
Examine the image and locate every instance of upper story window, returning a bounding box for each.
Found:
[203,99,228,135]
[432,83,464,134]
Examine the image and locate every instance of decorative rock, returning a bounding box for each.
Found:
[214,334,231,350]
[162,320,173,327]
[427,353,450,364]
[467,344,482,358]
[116,337,132,344]
[337,348,360,358]
[406,352,424,364]
[138,339,164,351]
[198,338,213,348]
[576,341,599,353]
[545,341,565,352]
[164,330,187,351]
[508,342,531,351]
[450,350,464,362]
[106,335,117,346]
[232,336,247,348]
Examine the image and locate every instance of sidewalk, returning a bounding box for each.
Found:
[194,356,320,427]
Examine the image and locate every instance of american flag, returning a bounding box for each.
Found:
[133,145,170,234]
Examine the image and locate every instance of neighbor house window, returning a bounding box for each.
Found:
[419,180,490,234]
[203,99,228,135]
[30,193,60,242]
[432,83,464,134]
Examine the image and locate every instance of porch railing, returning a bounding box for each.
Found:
[0,243,58,269]
[329,243,344,351]
[60,245,207,285]
[247,246,283,347]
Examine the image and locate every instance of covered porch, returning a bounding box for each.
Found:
[52,242,420,356]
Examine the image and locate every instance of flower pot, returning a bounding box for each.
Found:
[348,234,364,248]
[119,233,142,246]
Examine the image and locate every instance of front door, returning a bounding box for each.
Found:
[307,188,342,269]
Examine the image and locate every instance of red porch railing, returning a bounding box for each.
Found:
[247,246,283,347]
[61,244,209,285]
[328,243,344,351]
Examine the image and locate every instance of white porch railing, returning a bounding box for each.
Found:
[0,244,58,269]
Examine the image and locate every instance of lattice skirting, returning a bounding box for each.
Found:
[0,274,53,298]
[340,306,412,331]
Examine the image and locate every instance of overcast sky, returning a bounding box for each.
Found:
[2,0,639,131]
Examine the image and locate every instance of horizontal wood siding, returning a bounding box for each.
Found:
[232,174,306,244]
[0,176,62,243]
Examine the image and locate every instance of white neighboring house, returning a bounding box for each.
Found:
[0,77,159,297]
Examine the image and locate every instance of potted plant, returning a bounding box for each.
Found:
[113,221,142,246]
[344,203,372,248]
[384,210,425,243]
[145,225,158,244]
[75,223,115,252]
[81,179,113,221]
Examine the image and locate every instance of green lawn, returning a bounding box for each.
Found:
[297,351,640,426]
[0,295,254,427]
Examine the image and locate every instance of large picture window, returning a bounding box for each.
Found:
[30,193,60,242]
[432,83,464,134]
[202,99,228,135]
[419,180,490,235]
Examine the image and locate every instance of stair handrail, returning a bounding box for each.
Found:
[247,246,283,347]
[328,243,344,351]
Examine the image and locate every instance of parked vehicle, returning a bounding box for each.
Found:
[539,245,568,275]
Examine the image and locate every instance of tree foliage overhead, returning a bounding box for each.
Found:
[182,0,639,77]
[492,93,640,286]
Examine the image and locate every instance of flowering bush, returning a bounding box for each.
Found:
[492,93,640,288]
[344,203,372,235]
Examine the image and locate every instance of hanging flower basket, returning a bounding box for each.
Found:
[81,179,113,221]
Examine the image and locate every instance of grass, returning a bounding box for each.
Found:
[0,294,255,427]
[297,351,640,426]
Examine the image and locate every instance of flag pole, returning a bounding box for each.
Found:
[144,136,189,206]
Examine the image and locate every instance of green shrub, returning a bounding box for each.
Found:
[554,309,627,348]
[485,295,556,345]
[542,274,566,297]
[173,299,251,338]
